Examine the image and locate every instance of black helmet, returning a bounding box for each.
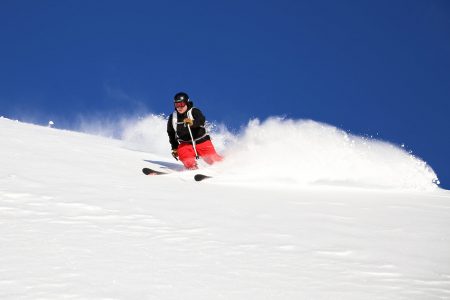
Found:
[174,92,189,103]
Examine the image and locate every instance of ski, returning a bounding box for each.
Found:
[143,168,212,181]
[194,174,212,181]
[142,168,168,176]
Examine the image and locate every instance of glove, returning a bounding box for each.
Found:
[183,118,194,126]
[171,149,179,160]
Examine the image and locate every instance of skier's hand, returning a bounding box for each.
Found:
[171,149,179,160]
[183,118,193,126]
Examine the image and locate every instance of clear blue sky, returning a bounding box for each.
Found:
[1,0,449,188]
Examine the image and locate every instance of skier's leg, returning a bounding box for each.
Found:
[196,140,223,165]
[177,143,198,170]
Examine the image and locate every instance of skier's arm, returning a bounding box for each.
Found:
[167,116,178,150]
[190,108,206,128]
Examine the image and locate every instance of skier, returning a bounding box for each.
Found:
[167,92,223,170]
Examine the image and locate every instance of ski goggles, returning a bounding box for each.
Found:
[174,101,187,108]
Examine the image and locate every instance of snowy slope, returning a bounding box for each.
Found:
[1,116,450,300]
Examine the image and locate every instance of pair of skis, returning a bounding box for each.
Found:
[142,168,211,182]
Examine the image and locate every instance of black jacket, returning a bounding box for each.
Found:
[167,101,210,150]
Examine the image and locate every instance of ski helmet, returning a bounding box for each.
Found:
[174,92,189,103]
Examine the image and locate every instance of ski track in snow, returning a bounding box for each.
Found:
[1,117,450,299]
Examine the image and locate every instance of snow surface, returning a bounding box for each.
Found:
[1,116,449,299]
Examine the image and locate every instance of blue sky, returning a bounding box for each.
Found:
[1,0,449,188]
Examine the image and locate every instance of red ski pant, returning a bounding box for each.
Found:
[177,140,223,170]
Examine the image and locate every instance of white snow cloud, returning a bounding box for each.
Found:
[114,115,439,190]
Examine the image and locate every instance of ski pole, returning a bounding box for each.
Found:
[186,123,199,160]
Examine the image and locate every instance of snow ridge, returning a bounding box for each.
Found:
[1,116,450,300]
